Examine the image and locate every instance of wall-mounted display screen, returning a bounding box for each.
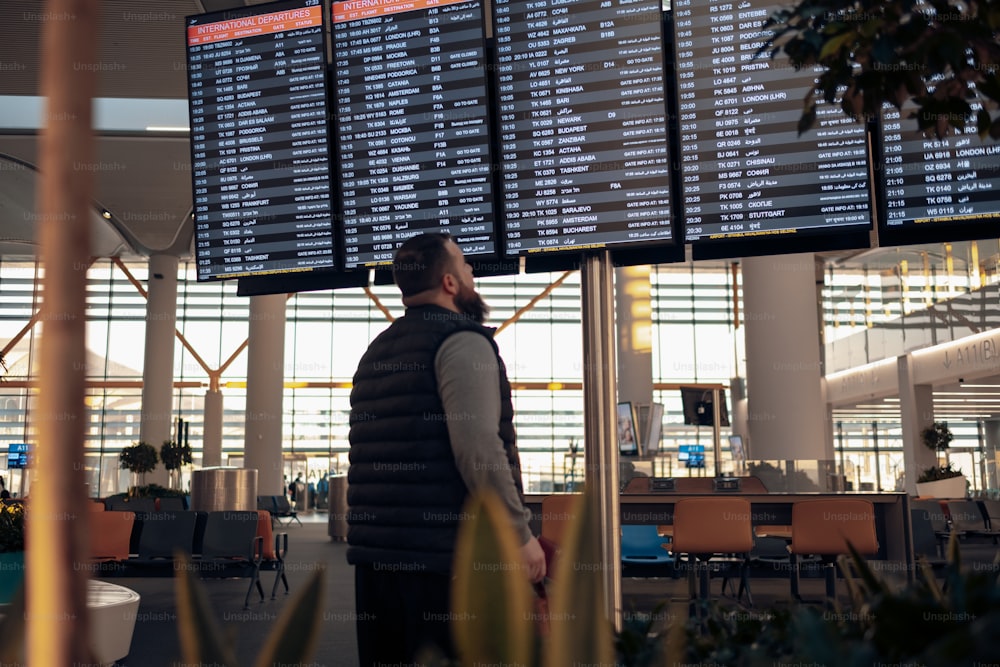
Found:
[617,401,639,456]
[878,103,1000,246]
[186,0,337,281]
[493,0,675,256]
[674,0,872,258]
[331,0,499,268]
[678,443,705,468]
[7,443,29,469]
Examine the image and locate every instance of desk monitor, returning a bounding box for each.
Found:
[617,402,639,456]
[680,387,729,427]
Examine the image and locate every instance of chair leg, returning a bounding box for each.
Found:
[737,557,753,607]
[698,565,710,601]
[824,564,837,607]
[244,575,262,610]
[790,553,802,601]
[685,555,697,599]
[684,555,700,619]
[270,564,288,599]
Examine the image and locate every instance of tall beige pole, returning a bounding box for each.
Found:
[30,0,97,664]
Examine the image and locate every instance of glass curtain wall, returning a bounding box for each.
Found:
[824,239,1000,495]
[0,255,744,496]
[6,243,998,496]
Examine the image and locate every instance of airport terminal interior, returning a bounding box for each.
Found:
[2,0,1000,665]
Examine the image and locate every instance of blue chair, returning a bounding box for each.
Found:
[620,524,674,568]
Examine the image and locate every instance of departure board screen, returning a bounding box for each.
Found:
[332,0,498,268]
[674,0,872,250]
[493,0,675,256]
[186,0,336,281]
[879,103,1000,246]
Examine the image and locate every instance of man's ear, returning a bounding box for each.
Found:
[441,271,459,295]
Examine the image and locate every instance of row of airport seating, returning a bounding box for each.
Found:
[256,495,302,525]
[541,494,879,608]
[88,503,289,609]
[105,494,304,527]
[104,495,188,512]
[911,497,1000,559]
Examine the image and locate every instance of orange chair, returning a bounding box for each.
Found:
[788,499,878,603]
[89,510,135,567]
[669,497,754,605]
[255,510,289,599]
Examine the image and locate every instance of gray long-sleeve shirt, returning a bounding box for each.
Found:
[435,330,533,544]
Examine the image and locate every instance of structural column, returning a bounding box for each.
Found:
[140,253,179,487]
[243,294,286,496]
[202,386,223,467]
[897,353,937,495]
[741,253,832,461]
[614,264,653,437]
[983,419,1000,494]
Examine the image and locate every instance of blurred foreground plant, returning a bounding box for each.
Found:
[175,553,324,667]
[450,489,681,667]
[684,535,1000,666]
[758,0,1000,138]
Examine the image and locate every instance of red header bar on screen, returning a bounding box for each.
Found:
[187,5,323,46]
[332,0,468,23]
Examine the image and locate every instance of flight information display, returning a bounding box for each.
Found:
[674,0,872,246]
[186,0,336,281]
[332,0,498,268]
[880,103,1000,245]
[493,0,675,256]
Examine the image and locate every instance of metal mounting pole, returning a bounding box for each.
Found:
[580,251,621,630]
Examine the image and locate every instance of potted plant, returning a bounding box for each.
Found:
[916,462,967,498]
[915,422,964,496]
[160,440,193,490]
[119,441,159,489]
[920,421,953,465]
[0,501,25,604]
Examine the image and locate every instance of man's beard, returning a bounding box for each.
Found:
[455,282,490,323]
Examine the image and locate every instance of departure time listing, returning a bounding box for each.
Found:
[186,0,336,281]
[881,103,1000,228]
[674,0,871,242]
[494,0,674,255]
[332,0,498,268]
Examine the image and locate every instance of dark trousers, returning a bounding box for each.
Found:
[354,564,455,667]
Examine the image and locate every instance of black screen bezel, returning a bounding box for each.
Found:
[329,0,505,271]
[185,0,339,282]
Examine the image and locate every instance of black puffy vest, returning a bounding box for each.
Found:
[347,304,521,572]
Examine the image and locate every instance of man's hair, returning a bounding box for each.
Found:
[393,233,453,297]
